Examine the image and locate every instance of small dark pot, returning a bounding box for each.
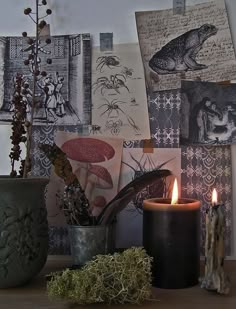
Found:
[68,224,115,267]
[0,177,49,288]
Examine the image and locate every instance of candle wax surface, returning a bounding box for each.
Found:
[143,198,201,211]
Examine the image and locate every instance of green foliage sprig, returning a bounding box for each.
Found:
[47,247,153,305]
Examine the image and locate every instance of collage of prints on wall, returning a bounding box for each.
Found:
[31,86,232,255]
[29,1,235,255]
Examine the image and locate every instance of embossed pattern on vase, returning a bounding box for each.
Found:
[0,178,49,288]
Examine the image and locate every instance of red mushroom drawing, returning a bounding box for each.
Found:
[85,164,113,195]
[61,137,115,190]
[85,164,113,215]
[90,196,107,217]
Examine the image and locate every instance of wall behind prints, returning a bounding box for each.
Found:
[0,0,236,257]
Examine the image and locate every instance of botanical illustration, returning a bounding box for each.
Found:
[92,43,150,140]
[45,131,123,226]
[116,148,181,248]
[180,80,236,145]
[136,0,236,91]
[0,33,91,125]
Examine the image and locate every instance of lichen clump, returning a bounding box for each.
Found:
[47,247,153,305]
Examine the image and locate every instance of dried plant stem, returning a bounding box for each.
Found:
[23,0,39,178]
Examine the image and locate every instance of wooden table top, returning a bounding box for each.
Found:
[0,258,235,309]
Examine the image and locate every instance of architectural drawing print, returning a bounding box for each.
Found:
[0,34,91,125]
[92,43,150,140]
[116,148,181,248]
[136,0,236,91]
[180,80,236,145]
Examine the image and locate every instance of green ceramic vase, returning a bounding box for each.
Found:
[0,177,49,288]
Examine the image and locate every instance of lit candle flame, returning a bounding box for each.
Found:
[212,188,218,205]
[171,178,178,205]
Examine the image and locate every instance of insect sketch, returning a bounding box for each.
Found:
[149,24,218,75]
[127,115,140,134]
[92,74,129,95]
[121,67,134,78]
[89,124,102,135]
[98,98,126,118]
[96,55,121,72]
[105,119,123,135]
[130,97,138,106]
[91,44,150,140]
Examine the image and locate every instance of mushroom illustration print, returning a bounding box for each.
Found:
[85,164,113,215]
[61,137,115,196]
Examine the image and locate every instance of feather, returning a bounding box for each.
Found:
[97,169,172,225]
[39,143,78,186]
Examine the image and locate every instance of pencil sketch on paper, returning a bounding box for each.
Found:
[116,148,181,248]
[149,24,217,75]
[180,80,236,145]
[92,74,129,95]
[98,98,127,117]
[92,43,150,140]
[0,34,91,125]
[136,0,236,91]
[96,55,121,72]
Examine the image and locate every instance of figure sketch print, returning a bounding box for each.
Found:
[0,34,91,125]
[180,80,236,145]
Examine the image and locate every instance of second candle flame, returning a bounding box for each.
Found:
[212,188,218,205]
[171,178,178,205]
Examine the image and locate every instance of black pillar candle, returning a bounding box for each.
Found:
[143,198,201,289]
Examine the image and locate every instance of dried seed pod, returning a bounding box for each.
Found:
[24,8,32,15]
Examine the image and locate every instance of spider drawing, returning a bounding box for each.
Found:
[96,55,121,72]
[121,66,134,78]
[92,74,129,95]
[105,119,123,135]
[98,98,126,118]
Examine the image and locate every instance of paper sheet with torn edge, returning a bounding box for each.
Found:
[116,148,181,248]
[0,33,91,125]
[45,130,124,226]
[136,0,236,92]
[92,43,150,140]
[180,80,236,145]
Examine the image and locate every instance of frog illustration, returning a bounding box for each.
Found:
[149,24,218,75]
